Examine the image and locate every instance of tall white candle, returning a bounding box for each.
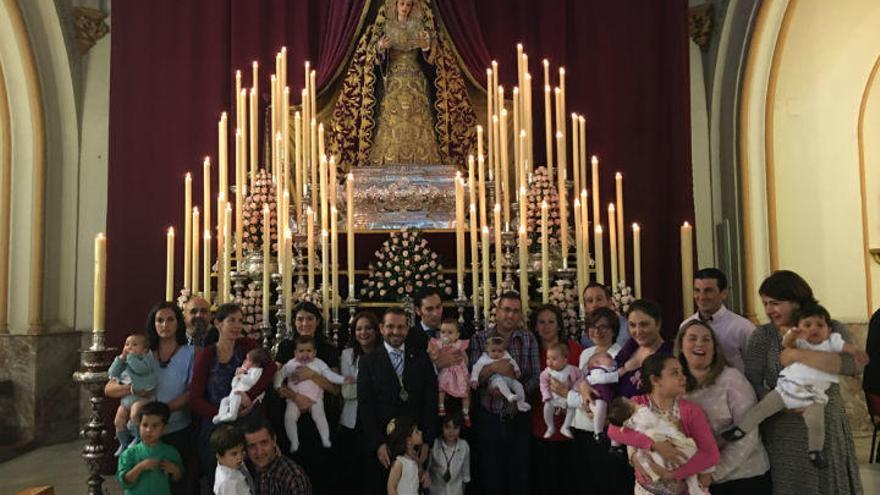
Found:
[93,233,106,333]
[519,224,529,315]
[493,203,503,295]
[591,156,600,232]
[262,205,271,324]
[346,174,355,298]
[184,173,192,290]
[633,223,642,298]
[192,208,200,294]
[608,204,618,289]
[681,222,694,315]
[470,203,480,317]
[204,230,212,305]
[307,207,315,292]
[321,229,329,325]
[541,200,549,303]
[481,226,491,322]
[556,131,568,269]
[615,173,626,284]
[166,227,175,301]
[594,225,604,284]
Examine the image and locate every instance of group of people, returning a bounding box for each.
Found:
[106,268,871,495]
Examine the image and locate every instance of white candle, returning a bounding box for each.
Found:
[204,230,212,305]
[93,233,106,333]
[580,190,589,290]
[633,223,642,298]
[681,222,694,315]
[493,203,502,295]
[284,228,293,327]
[192,208,200,294]
[608,204,618,289]
[541,200,549,303]
[184,173,192,290]
[455,174,465,297]
[307,207,315,292]
[321,229,329,325]
[470,203,480,316]
[594,225,604,284]
[224,203,232,303]
[615,172,626,284]
[218,112,228,198]
[203,157,211,250]
[262,205,271,324]
[166,227,175,301]
[481,226,491,322]
[519,224,529,315]
[591,156,600,232]
[574,197,583,310]
[544,84,553,175]
[500,109,510,225]
[346,174,355,298]
[571,114,580,196]
[331,206,339,313]
[556,131,568,269]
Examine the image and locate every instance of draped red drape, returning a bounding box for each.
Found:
[108,0,691,342]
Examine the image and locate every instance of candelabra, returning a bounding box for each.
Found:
[343,296,360,331]
[271,272,285,350]
[454,294,468,326]
[231,270,248,305]
[501,229,517,293]
[72,331,117,495]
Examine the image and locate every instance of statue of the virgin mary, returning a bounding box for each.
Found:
[329,0,477,169]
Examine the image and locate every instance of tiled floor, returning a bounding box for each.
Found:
[1,437,878,494]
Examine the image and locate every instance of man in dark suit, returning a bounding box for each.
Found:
[357,307,438,492]
[407,286,445,353]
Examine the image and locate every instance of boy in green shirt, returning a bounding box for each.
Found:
[116,401,183,494]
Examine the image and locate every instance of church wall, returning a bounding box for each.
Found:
[767,0,880,322]
[863,65,880,314]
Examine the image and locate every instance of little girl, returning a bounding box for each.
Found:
[539,342,582,439]
[608,397,708,495]
[386,416,425,495]
[109,332,159,456]
[584,351,620,439]
[213,347,271,424]
[428,319,471,425]
[274,335,350,452]
[428,413,470,495]
[470,336,531,412]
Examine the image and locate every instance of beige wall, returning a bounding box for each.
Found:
[741,0,880,322]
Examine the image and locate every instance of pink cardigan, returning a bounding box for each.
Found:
[607,395,719,482]
[539,364,582,402]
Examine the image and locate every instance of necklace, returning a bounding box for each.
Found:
[439,440,458,482]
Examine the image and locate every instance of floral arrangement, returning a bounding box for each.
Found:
[548,278,579,339]
[241,169,279,255]
[612,282,635,315]
[360,228,452,301]
[238,280,265,335]
[524,166,562,250]
[176,288,193,309]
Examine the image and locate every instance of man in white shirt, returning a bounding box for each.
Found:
[680,268,754,372]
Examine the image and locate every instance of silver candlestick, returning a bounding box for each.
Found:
[72,331,117,495]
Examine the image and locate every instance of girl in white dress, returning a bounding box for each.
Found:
[386,416,425,495]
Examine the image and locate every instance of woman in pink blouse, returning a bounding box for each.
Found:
[675,320,771,494]
[608,353,719,494]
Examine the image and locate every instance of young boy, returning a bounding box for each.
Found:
[116,401,183,495]
[210,424,255,495]
[722,303,869,467]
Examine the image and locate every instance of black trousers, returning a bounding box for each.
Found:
[530,436,577,495]
[710,471,773,495]
[473,409,530,495]
[571,428,634,495]
[162,424,195,495]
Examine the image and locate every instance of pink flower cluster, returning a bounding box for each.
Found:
[241,170,280,255]
[549,279,579,339]
[525,166,563,251]
[360,228,452,301]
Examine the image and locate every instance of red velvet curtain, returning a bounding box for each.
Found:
[108,0,364,344]
[438,0,693,329]
[108,0,691,341]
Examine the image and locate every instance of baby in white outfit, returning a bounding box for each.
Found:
[470,336,531,413]
[214,347,271,424]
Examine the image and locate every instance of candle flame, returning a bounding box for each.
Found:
[501,109,508,116]
[541,200,548,209]
[608,203,615,212]
[285,228,292,239]
[542,59,549,66]
[347,173,354,181]
[204,156,211,165]
[591,155,598,165]
[250,87,256,96]
[581,189,588,197]
[559,67,565,75]
[469,203,476,212]
[632,223,640,230]
[185,172,191,180]
[519,224,526,234]
[520,130,526,137]
[96,232,106,240]
[615,172,623,179]
[204,230,211,240]
[554,87,561,95]
[263,204,270,213]
[193,207,199,214]
[321,229,328,237]
[574,198,581,207]
[494,203,501,212]
[683,221,691,228]
[556,131,563,138]
[168,227,175,236]
[252,61,258,69]
[595,225,603,234]
[482,226,490,234]
[544,85,551,93]
[513,86,519,94]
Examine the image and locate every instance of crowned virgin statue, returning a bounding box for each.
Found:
[329,0,477,169]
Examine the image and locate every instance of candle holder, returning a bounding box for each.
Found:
[501,229,517,292]
[272,272,284,341]
[486,180,497,211]
[343,297,360,330]
[72,331,117,495]
[293,230,308,294]
[555,265,577,282]
[231,270,248,305]
[454,295,468,327]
